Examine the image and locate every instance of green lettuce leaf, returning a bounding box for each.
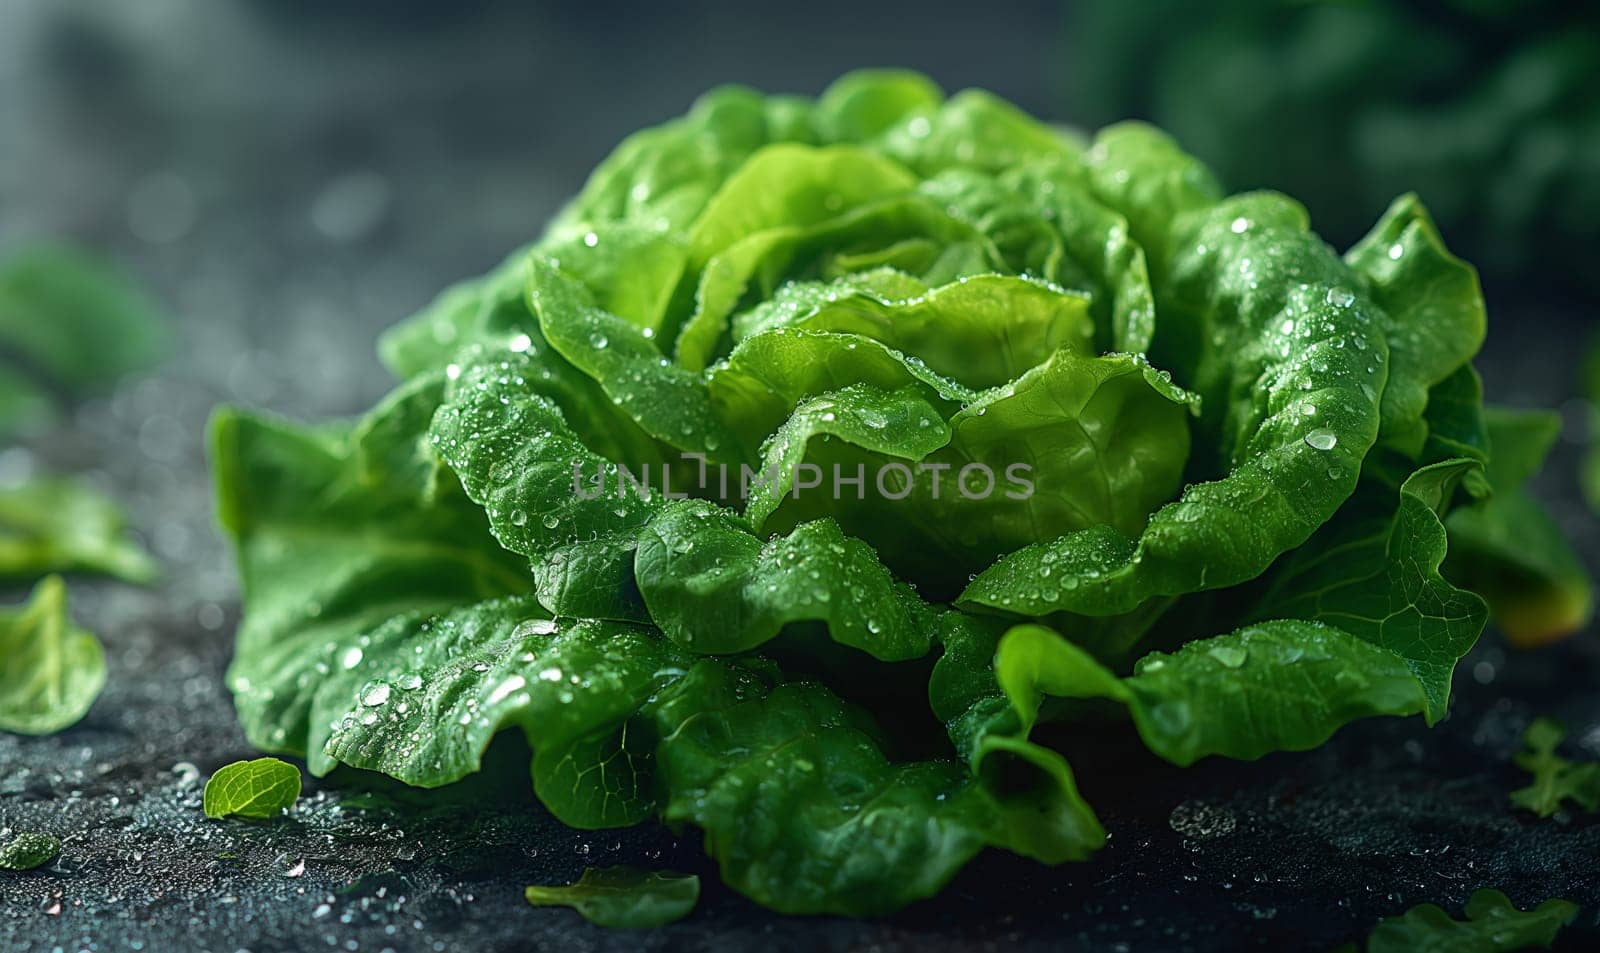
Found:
[1445,408,1593,645]
[0,477,158,584]
[1510,718,1600,818]
[525,868,700,929]
[211,382,536,757]
[202,758,303,820]
[0,832,61,871]
[0,576,106,736]
[1246,460,1488,722]
[0,244,169,391]
[1362,889,1578,953]
[992,621,1426,766]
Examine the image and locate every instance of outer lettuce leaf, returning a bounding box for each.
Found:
[1344,193,1487,449]
[1248,460,1488,722]
[647,660,1098,915]
[1444,408,1593,645]
[993,621,1426,766]
[323,602,689,828]
[211,381,536,757]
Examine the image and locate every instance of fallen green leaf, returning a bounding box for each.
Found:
[524,867,699,929]
[203,757,303,820]
[0,575,106,736]
[0,832,61,871]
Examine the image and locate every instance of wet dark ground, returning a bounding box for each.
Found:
[2,2,1598,951]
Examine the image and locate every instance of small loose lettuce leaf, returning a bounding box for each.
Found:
[1363,889,1578,953]
[1444,408,1593,646]
[0,244,169,390]
[0,576,106,736]
[0,477,158,584]
[1248,460,1488,722]
[203,758,302,820]
[0,832,61,871]
[1510,718,1600,817]
[995,622,1426,766]
[524,867,700,929]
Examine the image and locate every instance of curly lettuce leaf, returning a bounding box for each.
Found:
[1511,718,1600,818]
[1247,460,1488,722]
[1444,408,1593,646]
[211,380,536,757]
[431,345,945,661]
[993,621,1426,766]
[748,350,1194,594]
[1363,889,1578,953]
[647,660,1098,915]
[962,189,1387,619]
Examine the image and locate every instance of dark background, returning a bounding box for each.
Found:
[2,2,1596,950]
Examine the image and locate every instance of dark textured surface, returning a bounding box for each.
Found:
[2,2,1597,951]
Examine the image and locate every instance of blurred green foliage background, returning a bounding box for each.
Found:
[1066,0,1599,295]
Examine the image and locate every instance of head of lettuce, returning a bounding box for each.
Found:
[210,71,1589,917]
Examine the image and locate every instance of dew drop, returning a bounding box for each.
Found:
[1208,645,1247,668]
[1303,429,1338,451]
